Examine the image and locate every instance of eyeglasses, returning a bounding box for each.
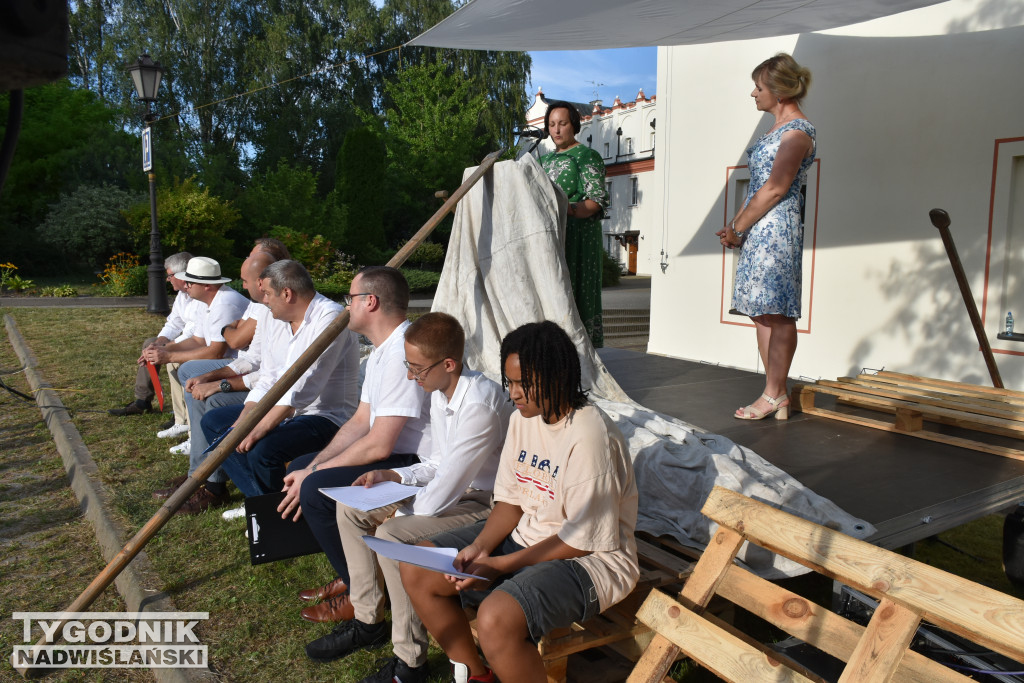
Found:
[403,359,444,381]
[343,292,374,307]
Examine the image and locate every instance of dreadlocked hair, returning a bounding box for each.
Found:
[500,321,588,423]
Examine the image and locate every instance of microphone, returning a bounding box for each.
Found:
[515,128,546,139]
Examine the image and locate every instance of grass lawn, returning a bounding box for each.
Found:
[1,305,1021,682]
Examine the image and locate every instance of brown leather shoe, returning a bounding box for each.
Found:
[300,593,354,623]
[298,577,348,603]
[152,475,189,500]
[175,486,230,515]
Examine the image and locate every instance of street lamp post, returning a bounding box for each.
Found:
[127,54,168,314]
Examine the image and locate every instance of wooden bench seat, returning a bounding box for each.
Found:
[627,486,1024,683]
[467,535,697,682]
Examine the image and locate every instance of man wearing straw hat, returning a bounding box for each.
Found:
[110,256,248,420]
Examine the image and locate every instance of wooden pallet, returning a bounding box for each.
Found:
[627,486,1024,683]
[790,371,1024,461]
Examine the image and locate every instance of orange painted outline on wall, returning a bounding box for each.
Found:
[984,136,1024,357]
[719,158,820,335]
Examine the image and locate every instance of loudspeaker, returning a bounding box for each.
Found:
[0,0,68,91]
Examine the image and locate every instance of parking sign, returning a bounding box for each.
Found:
[142,127,152,171]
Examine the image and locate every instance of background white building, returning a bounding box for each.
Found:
[649,0,1024,389]
[522,88,659,275]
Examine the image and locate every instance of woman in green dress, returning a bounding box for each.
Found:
[539,101,609,348]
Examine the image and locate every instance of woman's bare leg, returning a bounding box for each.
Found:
[739,314,797,417]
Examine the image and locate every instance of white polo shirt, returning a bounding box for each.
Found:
[362,320,431,458]
[195,286,249,357]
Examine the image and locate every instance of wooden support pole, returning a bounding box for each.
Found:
[16,149,504,678]
[929,208,1003,388]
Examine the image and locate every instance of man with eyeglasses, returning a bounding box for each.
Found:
[278,266,432,623]
[303,312,512,682]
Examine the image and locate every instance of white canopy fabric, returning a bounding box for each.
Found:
[408,0,944,50]
[432,156,875,579]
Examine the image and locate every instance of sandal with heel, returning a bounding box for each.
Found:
[735,393,789,420]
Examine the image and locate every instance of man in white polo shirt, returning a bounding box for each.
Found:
[278,266,432,623]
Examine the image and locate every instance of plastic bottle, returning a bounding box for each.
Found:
[1007,311,1015,335]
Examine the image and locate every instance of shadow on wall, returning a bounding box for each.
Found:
[673,24,1024,262]
[846,226,1015,387]
[946,0,1024,33]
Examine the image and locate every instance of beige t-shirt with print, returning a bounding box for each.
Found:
[493,404,639,611]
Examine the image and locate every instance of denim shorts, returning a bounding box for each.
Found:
[429,520,601,642]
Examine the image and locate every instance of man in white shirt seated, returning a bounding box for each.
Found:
[277,266,432,623]
[152,251,276,500]
[193,260,360,514]
[109,251,195,417]
[302,312,512,682]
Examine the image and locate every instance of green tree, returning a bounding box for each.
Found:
[375,60,487,242]
[0,81,140,272]
[375,0,531,149]
[38,184,142,271]
[123,178,237,262]
[335,127,387,264]
[236,161,328,247]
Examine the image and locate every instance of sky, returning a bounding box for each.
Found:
[526,46,657,107]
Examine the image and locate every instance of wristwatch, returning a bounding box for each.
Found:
[220,380,232,393]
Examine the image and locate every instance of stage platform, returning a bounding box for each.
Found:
[597,347,1024,549]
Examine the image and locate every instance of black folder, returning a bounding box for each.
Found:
[245,491,322,566]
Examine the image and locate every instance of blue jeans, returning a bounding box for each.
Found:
[288,451,418,584]
[201,404,339,497]
[179,359,244,484]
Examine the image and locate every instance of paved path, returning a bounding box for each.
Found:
[2,276,655,312]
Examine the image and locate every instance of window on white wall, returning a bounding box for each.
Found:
[606,180,613,208]
[630,177,639,206]
[625,137,633,154]
[603,142,610,157]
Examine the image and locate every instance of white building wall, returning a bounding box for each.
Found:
[650,0,1024,389]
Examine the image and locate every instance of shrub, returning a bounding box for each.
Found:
[602,251,622,288]
[400,268,441,293]
[398,240,445,270]
[98,253,148,296]
[315,271,355,301]
[124,178,236,263]
[41,284,79,297]
[268,227,336,279]
[37,184,139,270]
[6,275,35,292]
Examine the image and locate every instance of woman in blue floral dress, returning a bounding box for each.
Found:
[539,101,609,347]
[716,54,815,420]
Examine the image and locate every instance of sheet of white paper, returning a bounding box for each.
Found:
[318,481,420,511]
[361,535,487,580]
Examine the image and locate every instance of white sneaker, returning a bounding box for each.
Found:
[157,423,189,439]
[222,505,245,521]
[169,439,191,455]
